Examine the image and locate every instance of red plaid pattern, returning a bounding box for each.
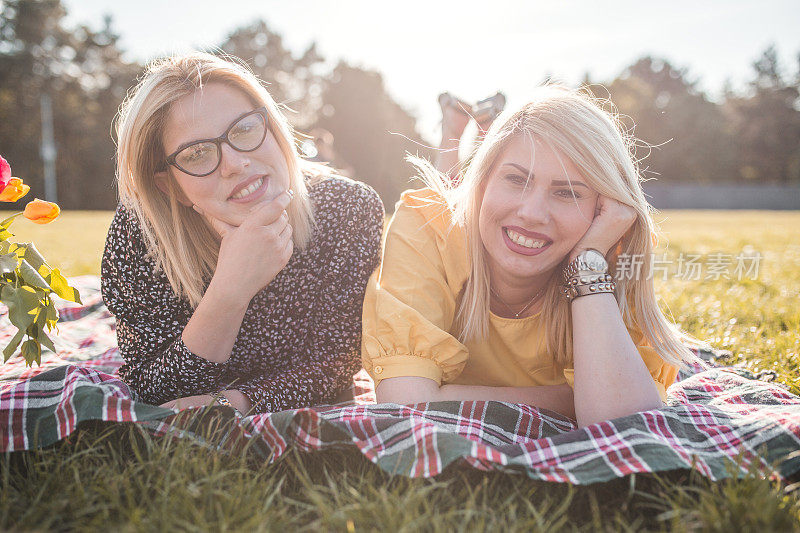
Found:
[2,277,799,485]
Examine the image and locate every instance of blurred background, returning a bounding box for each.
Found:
[1,0,799,210]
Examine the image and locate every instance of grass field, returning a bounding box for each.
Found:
[2,209,800,531]
[0,210,115,277]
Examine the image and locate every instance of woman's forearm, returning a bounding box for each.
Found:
[571,293,663,427]
[377,378,575,419]
[181,279,250,363]
[439,383,575,418]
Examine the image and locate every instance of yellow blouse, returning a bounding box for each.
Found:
[362,188,678,402]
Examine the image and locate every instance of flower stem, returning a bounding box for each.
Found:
[0,212,23,228]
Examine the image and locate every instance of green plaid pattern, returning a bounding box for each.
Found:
[2,277,799,485]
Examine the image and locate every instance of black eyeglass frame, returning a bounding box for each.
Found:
[163,106,269,177]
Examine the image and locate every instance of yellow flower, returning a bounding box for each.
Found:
[0,177,30,202]
[23,199,60,224]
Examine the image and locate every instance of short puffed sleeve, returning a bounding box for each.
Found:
[361,188,471,388]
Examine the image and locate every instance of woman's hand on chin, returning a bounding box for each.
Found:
[201,190,294,304]
[569,195,637,261]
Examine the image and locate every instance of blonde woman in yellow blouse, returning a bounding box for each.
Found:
[362,85,704,428]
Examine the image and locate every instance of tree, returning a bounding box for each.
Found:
[314,62,430,206]
[219,20,324,129]
[0,0,140,209]
[595,57,736,184]
[1,7,428,210]
[725,45,800,183]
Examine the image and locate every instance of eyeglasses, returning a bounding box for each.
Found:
[164,107,269,177]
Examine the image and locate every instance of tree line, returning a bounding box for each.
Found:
[584,51,800,187]
[1,0,799,210]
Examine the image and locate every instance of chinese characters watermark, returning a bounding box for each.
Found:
[615,250,762,281]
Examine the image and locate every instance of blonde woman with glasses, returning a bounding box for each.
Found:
[102,52,383,416]
[362,85,703,427]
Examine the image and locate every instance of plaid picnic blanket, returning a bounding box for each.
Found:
[2,277,799,485]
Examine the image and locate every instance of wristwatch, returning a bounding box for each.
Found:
[214,393,243,416]
[563,248,609,281]
[215,394,232,407]
[562,249,616,302]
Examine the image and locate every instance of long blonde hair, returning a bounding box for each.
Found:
[115,51,317,307]
[411,85,704,368]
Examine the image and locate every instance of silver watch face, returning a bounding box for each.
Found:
[581,249,608,272]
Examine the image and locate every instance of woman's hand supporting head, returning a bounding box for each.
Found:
[202,189,295,305]
[568,195,638,262]
[365,84,698,424]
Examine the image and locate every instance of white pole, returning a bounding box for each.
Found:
[40,92,58,203]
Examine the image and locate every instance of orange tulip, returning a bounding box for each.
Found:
[0,177,30,202]
[23,199,60,224]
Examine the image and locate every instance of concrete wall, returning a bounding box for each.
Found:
[642,183,800,210]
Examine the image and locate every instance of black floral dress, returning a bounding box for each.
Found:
[101,175,384,413]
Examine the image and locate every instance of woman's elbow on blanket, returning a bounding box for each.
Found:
[376,376,442,404]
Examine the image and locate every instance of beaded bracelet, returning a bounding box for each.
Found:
[562,274,617,302]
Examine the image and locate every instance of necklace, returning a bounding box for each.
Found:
[489,285,546,319]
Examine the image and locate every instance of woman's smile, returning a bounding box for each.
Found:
[161,83,291,226]
[228,174,270,203]
[478,135,598,282]
[502,226,553,256]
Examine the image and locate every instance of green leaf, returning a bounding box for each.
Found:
[20,339,41,367]
[37,263,51,278]
[1,285,38,331]
[45,298,59,330]
[38,330,56,353]
[18,259,49,290]
[47,268,81,303]
[3,329,25,362]
[0,228,13,241]
[18,242,48,271]
[0,253,18,274]
[35,304,46,328]
[28,313,56,354]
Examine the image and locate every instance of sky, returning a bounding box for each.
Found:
[62,0,800,142]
